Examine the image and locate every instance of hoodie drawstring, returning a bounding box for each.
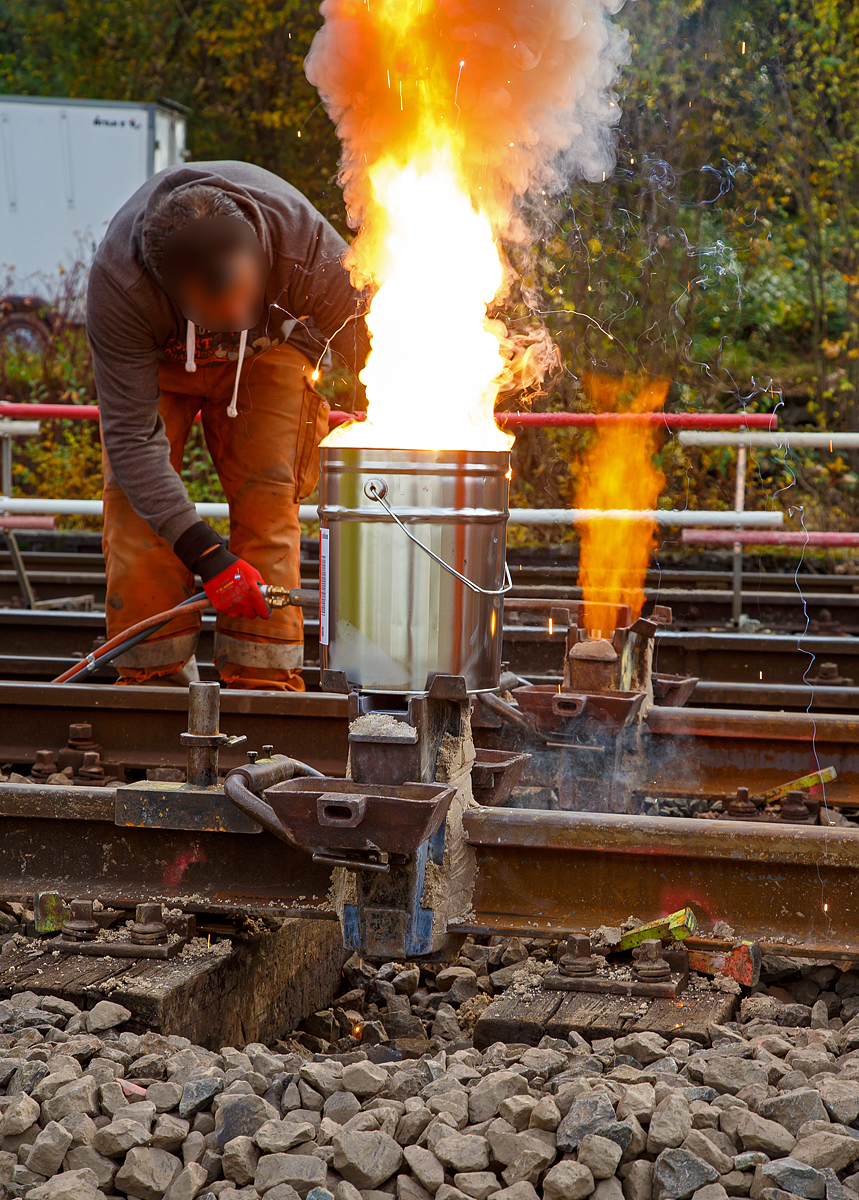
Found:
[185,321,197,373]
[227,328,248,419]
[185,320,247,419]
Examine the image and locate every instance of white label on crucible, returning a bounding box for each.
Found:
[319,526,330,646]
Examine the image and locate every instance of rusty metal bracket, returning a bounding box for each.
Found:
[542,961,688,998]
[49,935,187,960]
[49,902,194,959]
[687,940,762,986]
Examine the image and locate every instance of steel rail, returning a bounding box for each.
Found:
[2,612,858,691]
[461,806,859,953]
[0,681,348,774]
[3,780,859,953]
[7,549,859,594]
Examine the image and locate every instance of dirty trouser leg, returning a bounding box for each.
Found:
[102,374,203,683]
[201,344,329,691]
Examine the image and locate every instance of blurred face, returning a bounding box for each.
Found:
[160,215,270,333]
[180,249,266,333]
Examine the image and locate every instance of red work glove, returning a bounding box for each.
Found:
[203,559,270,619]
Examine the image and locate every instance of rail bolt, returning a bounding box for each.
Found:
[727,786,759,821]
[559,932,599,977]
[130,904,169,945]
[632,937,672,980]
[779,790,814,824]
[62,899,99,941]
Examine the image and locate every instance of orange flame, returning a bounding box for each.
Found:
[306,0,626,450]
[574,373,668,637]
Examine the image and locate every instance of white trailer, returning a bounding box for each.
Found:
[0,95,187,291]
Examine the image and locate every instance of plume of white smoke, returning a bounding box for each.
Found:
[306,0,629,247]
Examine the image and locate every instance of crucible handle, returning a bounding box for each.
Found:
[317,793,368,828]
[364,478,513,597]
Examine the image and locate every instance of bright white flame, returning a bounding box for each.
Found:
[324,152,513,452]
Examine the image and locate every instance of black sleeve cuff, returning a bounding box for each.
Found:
[173,522,227,574]
[194,544,237,583]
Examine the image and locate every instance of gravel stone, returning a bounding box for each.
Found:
[59,1112,98,1146]
[341,1062,386,1099]
[27,1167,101,1200]
[453,1171,500,1200]
[734,1154,769,1171]
[125,1101,159,1130]
[594,1178,625,1200]
[653,1149,720,1200]
[703,1061,769,1098]
[99,1080,130,1118]
[579,1133,624,1179]
[152,1114,191,1152]
[0,1091,40,1135]
[758,1159,826,1199]
[32,1064,81,1102]
[254,1153,327,1196]
[42,1076,99,1124]
[25,1122,74,1176]
[398,1181,433,1200]
[792,1134,859,1172]
[215,1095,280,1150]
[331,1129,403,1189]
[486,1186,539,1200]
[181,1079,225,1119]
[528,1096,561,1132]
[322,1093,361,1126]
[114,1147,184,1200]
[427,1090,469,1128]
[63,1142,119,1189]
[468,1072,529,1125]
[691,1187,728,1200]
[649,1096,693,1156]
[816,1080,859,1125]
[541,1160,595,1200]
[403,1144,445,1192]
[85,1002,131,1033]
[736,1113,797,1157]
[556,1092,618,1152]
[623,1160,655,1200]
[615,1033,669,1065]
[682,1131,735,1176]
[222,1136,260,1185]
[435,1134,490,1173]
[393,968,421,996]
[253,1120,317,1153]
[145,1082,182,1114]
[618,1083,657,1128]
[758,1094,829,1138]
[162,1161,208,1200]
[93,1117,153,1157]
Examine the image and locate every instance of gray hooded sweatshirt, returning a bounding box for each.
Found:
[87,160,368,549]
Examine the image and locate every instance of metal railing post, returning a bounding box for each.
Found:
[732,445,747,627]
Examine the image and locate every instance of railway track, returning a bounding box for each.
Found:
[1,607,857,709]
[3,539,859,630]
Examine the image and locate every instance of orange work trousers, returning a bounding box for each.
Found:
[102,344,329,690]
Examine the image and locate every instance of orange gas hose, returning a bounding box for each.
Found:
[51,597,211,684]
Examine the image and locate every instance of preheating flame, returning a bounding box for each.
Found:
[306,0,628,452]
[325,151,513,451]
[574,373,668,638]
